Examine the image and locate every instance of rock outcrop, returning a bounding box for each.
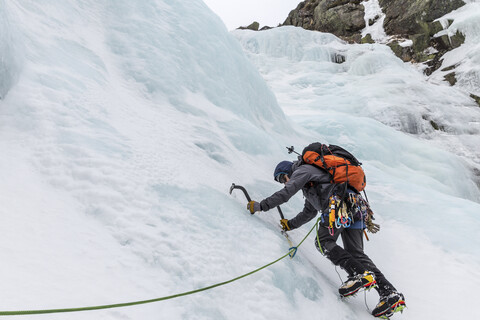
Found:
[237,21,260,31]
[379,0,464,36]
[283,0,365,43]
[378,0,465,74]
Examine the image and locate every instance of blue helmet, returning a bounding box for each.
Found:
[273,161,293,181]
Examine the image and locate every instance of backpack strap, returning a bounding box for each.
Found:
[316,144,330,170]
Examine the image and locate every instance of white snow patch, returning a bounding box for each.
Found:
[361,0,388,43]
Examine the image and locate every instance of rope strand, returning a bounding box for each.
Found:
[0,218,321,316]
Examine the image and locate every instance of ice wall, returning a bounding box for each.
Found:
[0,1,301,319]
[0,0,21,99]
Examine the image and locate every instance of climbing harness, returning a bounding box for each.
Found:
[326,190,375,236]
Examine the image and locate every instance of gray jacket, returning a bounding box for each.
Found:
[260,161,336,229]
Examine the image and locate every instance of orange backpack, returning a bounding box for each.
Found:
[301,142,366,192]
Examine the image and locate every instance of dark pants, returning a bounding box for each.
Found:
[315,225,396,295]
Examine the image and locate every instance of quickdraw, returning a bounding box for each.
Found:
[335,195,350,229]
[328,196,337,235]
[328,194,351,234]
[348,192,368,222]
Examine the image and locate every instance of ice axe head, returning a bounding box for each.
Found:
[229,183,236,195]
[229,183,252,202]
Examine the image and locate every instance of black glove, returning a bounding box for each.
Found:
[247,201,261,214]
[280,219,291,231]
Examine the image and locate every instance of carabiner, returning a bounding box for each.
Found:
[344,216,351,228]
[335,216,342,228]
[328,227,335,236]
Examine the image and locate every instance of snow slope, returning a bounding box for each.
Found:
[0,1,479,320]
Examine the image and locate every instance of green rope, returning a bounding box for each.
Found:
[0,218,321,316]
[316,219,324,255]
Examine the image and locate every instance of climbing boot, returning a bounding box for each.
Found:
[339,271,377,297]
[372,291,406,318]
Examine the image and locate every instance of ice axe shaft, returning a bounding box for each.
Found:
[277,205,285,220]
[275,205,293,249]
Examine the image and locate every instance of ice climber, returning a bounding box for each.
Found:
[246,153,406,318]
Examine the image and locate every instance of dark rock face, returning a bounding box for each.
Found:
[283,0,320,30]
[378,0,465,74]
[389,27,465,76]
[378,0,464,36]
[283,0,365,42]
[471,94,480,107]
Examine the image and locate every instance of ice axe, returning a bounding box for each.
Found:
[229,183,297,257]
[229,183,285,218]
